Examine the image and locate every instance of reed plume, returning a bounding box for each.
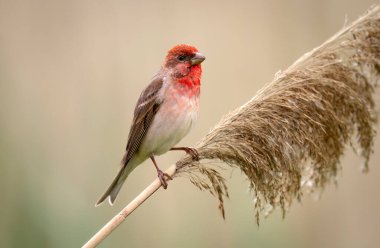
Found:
[175,6,379,222]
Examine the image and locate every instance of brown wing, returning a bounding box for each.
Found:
[121,75,164,166]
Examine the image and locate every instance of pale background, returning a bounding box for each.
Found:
[1,0,379,247]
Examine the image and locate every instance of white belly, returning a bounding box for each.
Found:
[138,94,199,156]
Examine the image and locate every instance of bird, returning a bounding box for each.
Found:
[96,44,205,206]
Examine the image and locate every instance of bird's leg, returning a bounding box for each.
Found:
[170,147,199,161]
[150,155,172,189]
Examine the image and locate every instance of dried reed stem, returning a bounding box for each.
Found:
[83,5,379,247]
[82,165,176,248]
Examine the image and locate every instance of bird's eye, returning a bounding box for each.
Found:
[177,55,186,61]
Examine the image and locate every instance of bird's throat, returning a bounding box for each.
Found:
[177,65,202,89]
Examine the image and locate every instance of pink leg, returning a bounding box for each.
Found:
[150,155,172,189]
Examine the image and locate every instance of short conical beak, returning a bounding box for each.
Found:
[191,52,206,65]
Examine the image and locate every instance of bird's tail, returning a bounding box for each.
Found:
[95,154,134,206]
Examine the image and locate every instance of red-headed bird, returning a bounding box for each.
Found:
[96,45,205,206]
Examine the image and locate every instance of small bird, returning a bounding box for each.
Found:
[96,44,205,206]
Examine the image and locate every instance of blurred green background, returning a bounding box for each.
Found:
[1,0,379,247]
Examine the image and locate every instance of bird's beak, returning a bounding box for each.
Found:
[191,52,206,65]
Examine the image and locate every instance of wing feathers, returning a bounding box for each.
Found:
[122,76,164,166]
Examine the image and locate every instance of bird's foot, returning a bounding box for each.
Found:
[184,147,199,160]
[157,169,172,189]
[170,147,199,161]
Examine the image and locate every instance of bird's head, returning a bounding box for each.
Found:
[163,44,205,82]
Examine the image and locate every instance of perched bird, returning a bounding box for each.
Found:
[96,44,205,206]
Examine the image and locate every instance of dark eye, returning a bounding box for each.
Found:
[177,55,187,61]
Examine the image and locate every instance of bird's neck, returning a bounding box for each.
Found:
[177,65,202,88]
[167,66,201,98]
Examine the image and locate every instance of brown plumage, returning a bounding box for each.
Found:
[96,77,163,205]
[124,77,163,165]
